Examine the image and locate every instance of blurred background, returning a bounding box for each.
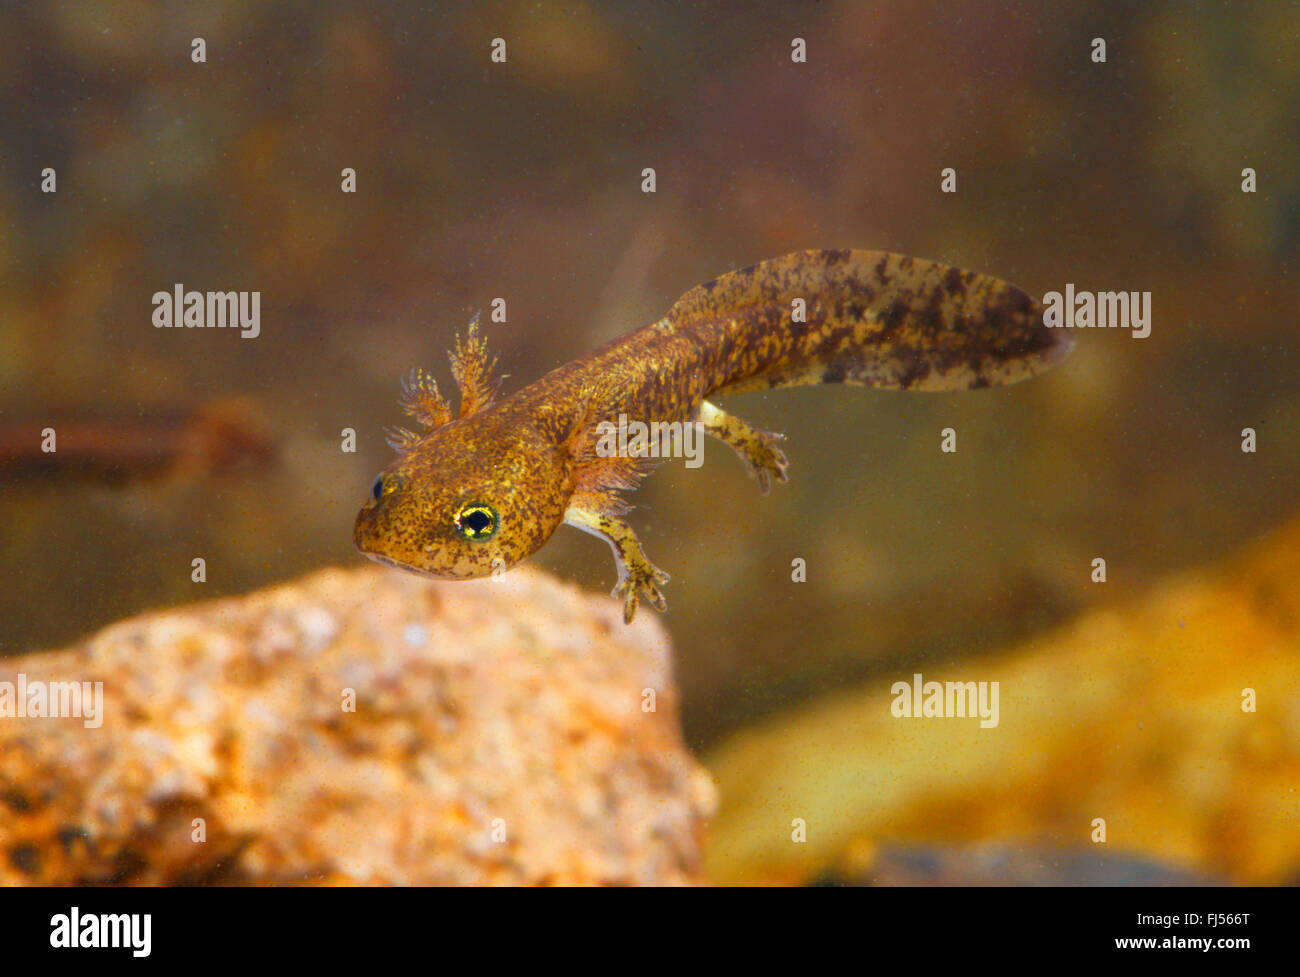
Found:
[1,1,1296,883]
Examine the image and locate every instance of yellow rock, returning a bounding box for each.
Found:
[705,515,1300,885]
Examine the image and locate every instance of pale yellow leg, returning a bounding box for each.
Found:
[564,503,670,624]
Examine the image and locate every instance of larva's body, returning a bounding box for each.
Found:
[354,249,1072,621]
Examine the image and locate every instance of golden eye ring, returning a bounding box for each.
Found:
[454,502,498,541]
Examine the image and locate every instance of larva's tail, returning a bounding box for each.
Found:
[667,249,1073,395]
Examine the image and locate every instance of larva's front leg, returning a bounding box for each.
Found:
[697,400,789,493]
[563,499,670,623]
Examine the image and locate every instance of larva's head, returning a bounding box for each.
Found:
[353,418,572,580]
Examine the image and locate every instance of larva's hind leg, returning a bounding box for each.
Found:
[697,400,789,493]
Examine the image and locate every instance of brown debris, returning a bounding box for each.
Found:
[0,397,274,486]
[817,842,1223,886]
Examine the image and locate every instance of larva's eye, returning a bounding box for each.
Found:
[455,502,498,541]
[368,471,407,506]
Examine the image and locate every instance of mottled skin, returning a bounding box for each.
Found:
[354,249,1073,622]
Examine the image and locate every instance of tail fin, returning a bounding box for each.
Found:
[667,249,1073,395]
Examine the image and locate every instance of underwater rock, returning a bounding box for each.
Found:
[704,513,1300,885]
[0,565,715,885]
